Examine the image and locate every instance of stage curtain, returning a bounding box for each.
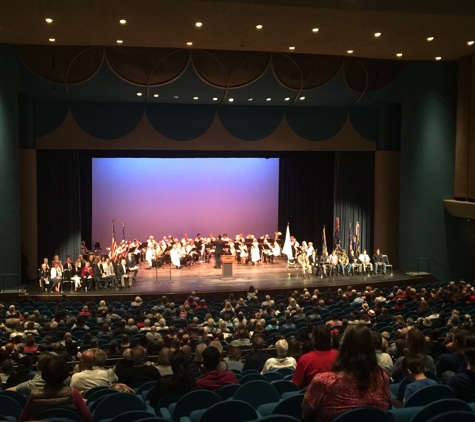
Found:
[37,150,84,265]
[333,152,375,254]
[278,152,335,250]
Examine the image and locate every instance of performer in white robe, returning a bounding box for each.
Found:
[145,236,156,268]
[251,240,260,265]
[170,244,181,269]
[269,241,281,264]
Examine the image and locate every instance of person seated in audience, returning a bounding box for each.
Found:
[70,349,117,393]
[325,313,342,327]
[436,328,468,381]
[225,344,244,372]
[371,331,393,376]
[426,329,447,359]
[391,328,435,382]
[401,353,438,403]
[155,347,173,377]
[117,346,161,389]
[230,328,251,348]
[5,356,33,388]
[22,334,38,354]
[0,359,15,387]
[302,325,391,422]
[19,354,92,422]
[261,339,297,373]
[196,346,238,391]
[292,325,338,389]
[8,353,51,395]
[448,333,475,401]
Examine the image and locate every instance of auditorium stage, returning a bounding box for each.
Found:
[21,258,427,303]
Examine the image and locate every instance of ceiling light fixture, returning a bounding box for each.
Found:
[153,94,159,97]
[117,40,123,44]
[45,18,53,24]
[468,41,475,46]
[300,96,305,100]
[48,38,55,42]
[186,42,193,46]
[212,97,218,101]
[248,98,253,101]
[119,19,126,24]
[266,98,271,101]
[347,50,353,54]
[256,24,263,29]
[397,53,403,57]
[229,98,234,102]
[312,28,319,33]
[196,22,203,27]
[289,46,295,50]
[374,32,381,37]
[174,95,179,99]
[435,56,442,60]
[284,97,290,101]
[193,96,198,100]
[137,92,142,96]
[427,37,434,42]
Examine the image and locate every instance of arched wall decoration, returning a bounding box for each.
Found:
[34,100,70,138]
[348,107,378,142]
[17,45,103,85]
[104,47,150,86]
[191,50,229,88]
[344,57,405,92]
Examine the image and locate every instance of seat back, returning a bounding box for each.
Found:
[332,407,395,422]
[263,372,284,382]
[0,390,27,407]
[0,395,23,419]
[86,388,120,407]
[275,368,294,377]
[270,380,300,397]
[409,399,472,422]
[271,393,304,419]
[233,380,280,409]
[404,385,455,408]
[199,400,258,422]
[171,389,221,422]
[426,410,475,422]
[259,417,300,422]
[92,392,147,422]
[216,384,241,400]
[239,373,267,384]
[33,407,82,422]
[109,410,158,422]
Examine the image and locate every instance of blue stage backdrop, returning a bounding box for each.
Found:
[92,157,279,247]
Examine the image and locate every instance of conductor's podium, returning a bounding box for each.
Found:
[221,255,236,278]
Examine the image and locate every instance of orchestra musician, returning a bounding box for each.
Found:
[238,242,249,265]
[269,241,281,264]
[250,238,261,265]
[261,238,271,264]
[145,236,157,269]
[170,244,182,269]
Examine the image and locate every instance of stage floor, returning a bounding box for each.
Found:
[23,258,423,302]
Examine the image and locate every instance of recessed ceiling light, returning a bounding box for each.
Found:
[289,46,295,50]
[228,98,234,102]
[374,32,381,37]
[45,18,53,24]
[427,37,434,42]
[396,53,403,57]
[435,56,442,60]
[117,40,123,44]
[137,92,142,96]
[312,28,319,33]
[248,98,253,101]
[256,25,263,29]
[174,95,179,99]
[468,41,475,46]
[153,94,159,98]
[300,96,305,100]
[119,19,126,25]
[284,97,290,101]
[266,98,271,101]
[196,22,203,27]
[212,97,218,101]
[48,38,55,42]
[193,96,198,100]
[347,50,353,54]
[186,42,193,46]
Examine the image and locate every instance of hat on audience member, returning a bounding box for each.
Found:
[368,310,375,317]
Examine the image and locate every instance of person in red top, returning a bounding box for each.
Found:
[302,324,391,422]
[196,346,238,391]
[292,325,338,389]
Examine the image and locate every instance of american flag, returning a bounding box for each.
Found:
[122,223,125,241]
[109,221,117,259]
[322,225,327,253]
[334,217,340,248]
[355,221,360,253]
[348,223,352,254]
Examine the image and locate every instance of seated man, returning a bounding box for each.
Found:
[126,252,138,286]
[117,346,161,389]
[116,259,130,288]
[196,346,238,391]
[373,249,387,275]
[38,263,50,293]
[70,349,117,393]
[358,249,373,275]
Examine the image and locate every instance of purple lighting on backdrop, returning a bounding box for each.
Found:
[92,158,279,247]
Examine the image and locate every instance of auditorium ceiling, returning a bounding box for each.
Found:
[1,0,475,61]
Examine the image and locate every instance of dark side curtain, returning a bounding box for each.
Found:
[278,152,335,251]
[333,152,375,254]
[37,150,89,265]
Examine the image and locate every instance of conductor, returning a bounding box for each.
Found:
[214,235,226,269]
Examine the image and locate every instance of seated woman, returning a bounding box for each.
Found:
[81,261,93,291]
[19,354,92,422]
[150,350,196,408]
[302,324,391,422]
[50,262,63,293]
[261,339,297,373]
